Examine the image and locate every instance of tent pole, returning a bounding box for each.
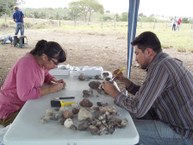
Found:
[127,0,140,78]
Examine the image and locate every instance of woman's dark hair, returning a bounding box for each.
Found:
[131,31,162,53]
[30,40,66,63]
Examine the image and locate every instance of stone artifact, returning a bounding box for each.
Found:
[41,76,128,135]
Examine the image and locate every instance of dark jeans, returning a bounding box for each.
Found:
[15,23,24,36]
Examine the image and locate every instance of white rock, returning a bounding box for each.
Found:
[64,118,73,128]
[78,107,92,121]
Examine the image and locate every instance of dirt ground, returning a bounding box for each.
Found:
[0,29,193,86]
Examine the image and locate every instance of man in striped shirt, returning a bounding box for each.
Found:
[102,31,193,145]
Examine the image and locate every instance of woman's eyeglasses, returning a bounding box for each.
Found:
[50,58,58,65]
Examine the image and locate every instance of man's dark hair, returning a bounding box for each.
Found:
[14,6,19,11]
[131,31,162,53]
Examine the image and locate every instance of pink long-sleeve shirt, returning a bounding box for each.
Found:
[0,53,54,119]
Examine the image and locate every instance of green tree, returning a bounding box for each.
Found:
[0,0,16,16]
[182,17,189,23]
[120,12,128,21]
[68,1,85,25]
[81,0,104,22]
[68,0,104,23]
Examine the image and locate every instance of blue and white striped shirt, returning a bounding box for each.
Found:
[115,52,193,139]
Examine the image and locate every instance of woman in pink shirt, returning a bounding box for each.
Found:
[0,40,66,126]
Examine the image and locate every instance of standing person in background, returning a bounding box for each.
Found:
[13,6,24,36]
[171,16,177,31]
[177,17,182,30]
[102,31,193,145]
[0,40,66,127]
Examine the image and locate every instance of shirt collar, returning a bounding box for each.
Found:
[146,52,169,72]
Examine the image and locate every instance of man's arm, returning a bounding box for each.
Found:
[13,13,16,22]
[125,79,140,95]
[114,65,169,118]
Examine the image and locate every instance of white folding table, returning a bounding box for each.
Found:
[3,73,139,145]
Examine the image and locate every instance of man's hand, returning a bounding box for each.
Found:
[102,81,120,98]
[113,69,133,88]
[113,69,125,81]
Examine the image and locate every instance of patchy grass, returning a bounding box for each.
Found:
[137,22,193,52]
[1,18,193,52]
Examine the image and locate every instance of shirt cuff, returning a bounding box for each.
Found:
[114,92,125,104]
[126,83,140,95]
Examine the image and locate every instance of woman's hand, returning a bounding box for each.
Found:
[50,79,66,88]
[40,81,65,96]
[55,79,66,88]
[49,83,64,93]
[102,81,120,98]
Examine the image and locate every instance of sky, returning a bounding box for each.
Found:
[19,0,193,17]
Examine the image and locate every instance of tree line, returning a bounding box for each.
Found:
[0,0,128,22]
[1,0,191,23]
